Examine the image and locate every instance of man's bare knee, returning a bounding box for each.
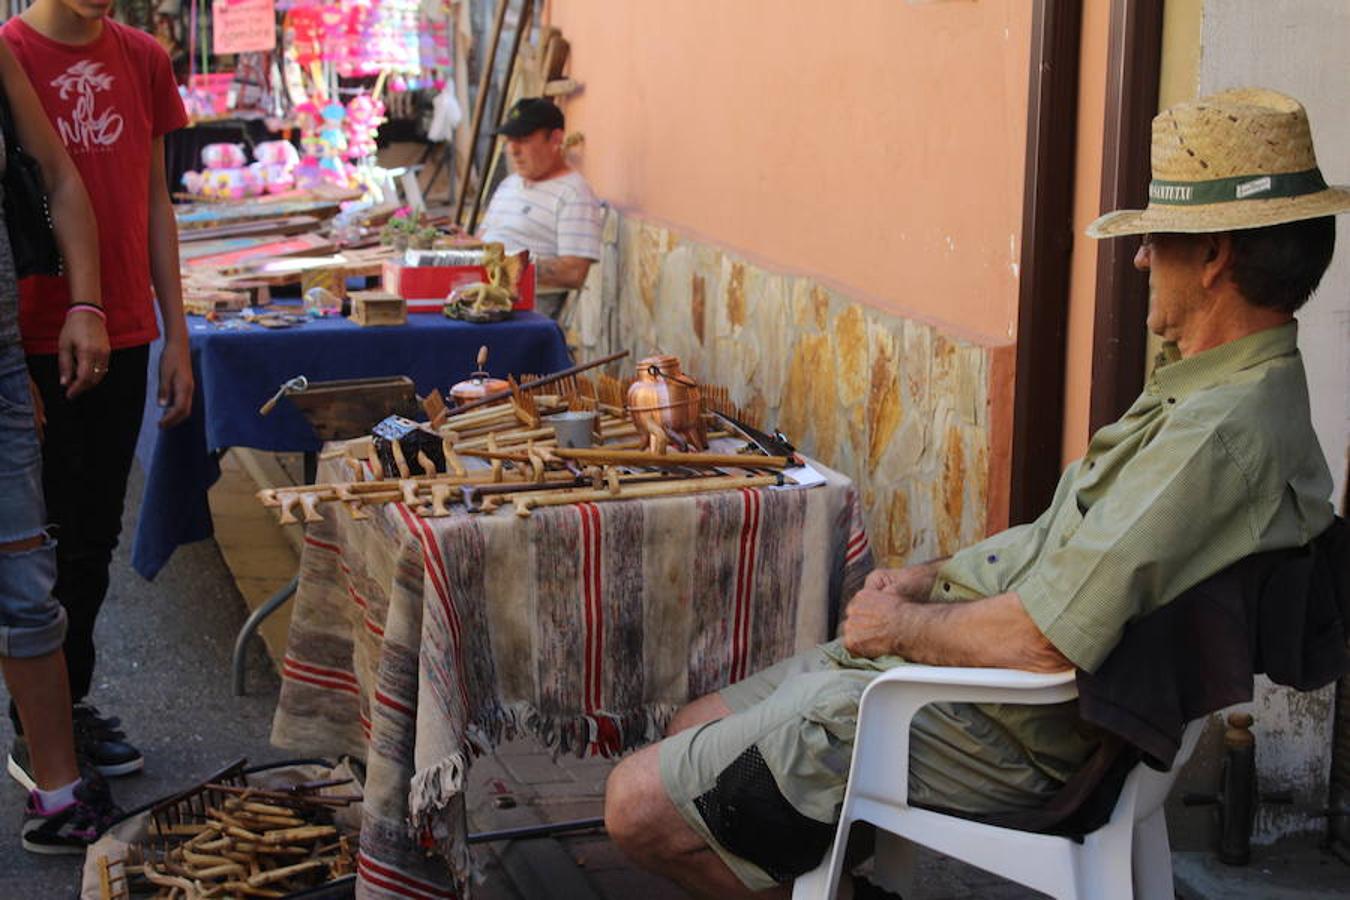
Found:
[666,692,732,736]
[604,749,658,850]
[605,744,702,862]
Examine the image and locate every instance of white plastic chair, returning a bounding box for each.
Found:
[791,665,1205,900]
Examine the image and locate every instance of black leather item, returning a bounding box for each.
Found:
[0,87,62,278]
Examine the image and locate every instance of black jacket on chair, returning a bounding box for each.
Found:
[978,517,1349,837]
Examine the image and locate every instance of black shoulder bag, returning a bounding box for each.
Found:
[0,85,62,277]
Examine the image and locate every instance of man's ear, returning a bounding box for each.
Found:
[1200,233,1235,290]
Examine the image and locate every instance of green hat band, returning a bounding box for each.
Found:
[1148,168,1327,206]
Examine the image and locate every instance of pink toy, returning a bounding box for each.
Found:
[254,140,300,168]
[201,143,248,169]
[193,166,264,200]
[253,162,296,194]
[182,139,304,199]
[344,93,385,162]
[250,141,300,194]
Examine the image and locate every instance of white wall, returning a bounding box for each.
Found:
[1198,0,1350,844]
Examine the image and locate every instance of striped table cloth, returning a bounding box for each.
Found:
[271,459,872,898]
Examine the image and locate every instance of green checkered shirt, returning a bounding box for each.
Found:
[920,321,1334,797]
[938,320,1333,669]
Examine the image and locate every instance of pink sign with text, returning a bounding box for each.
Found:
[212,0,277,55]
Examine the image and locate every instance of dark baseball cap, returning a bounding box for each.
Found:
[495,98,564,137]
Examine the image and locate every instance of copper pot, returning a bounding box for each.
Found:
[626,355,707,453]
[450,345,511,406]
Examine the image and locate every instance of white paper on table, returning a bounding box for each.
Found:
[705,436,825,490]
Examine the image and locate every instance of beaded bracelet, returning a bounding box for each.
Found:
[66,303,106,322]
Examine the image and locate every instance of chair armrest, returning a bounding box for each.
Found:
[864,665,1076,691]
[846,666,1078,808]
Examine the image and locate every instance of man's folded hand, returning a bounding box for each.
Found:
[841,588,911,659]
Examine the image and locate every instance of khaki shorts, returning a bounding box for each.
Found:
[659,641,1066,890]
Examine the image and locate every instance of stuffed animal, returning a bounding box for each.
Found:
[253,140,301,194]
[344,93,385,162]
[181,142,265,199]
[315,102,354,187]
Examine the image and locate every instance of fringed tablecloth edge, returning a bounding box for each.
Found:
[407,699,681,879]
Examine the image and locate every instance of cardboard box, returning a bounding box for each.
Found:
[381,261,536,313]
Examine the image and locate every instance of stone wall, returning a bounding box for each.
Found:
[569,211,1015,565]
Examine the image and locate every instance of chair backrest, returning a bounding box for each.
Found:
[1124,716,1206,823]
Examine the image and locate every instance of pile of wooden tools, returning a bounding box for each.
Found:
[96,774,359,900]
[258,357,789,524]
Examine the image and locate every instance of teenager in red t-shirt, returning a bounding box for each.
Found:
[2,0,192,785]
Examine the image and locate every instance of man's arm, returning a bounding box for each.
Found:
[841,587,1073,673]
[536,255,592,290]
[148,136,193,427]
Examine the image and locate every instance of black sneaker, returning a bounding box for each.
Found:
[21,776,122,855]
[7,724,143,790]
[73,703,122,734]
[71,705,144,778]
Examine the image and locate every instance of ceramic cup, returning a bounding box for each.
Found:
[547,411,597,449]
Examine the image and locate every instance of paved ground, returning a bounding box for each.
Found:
[0,466,283,898]
[3,461,1346,898]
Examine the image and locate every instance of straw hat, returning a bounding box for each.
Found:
[1088,88,1350,239]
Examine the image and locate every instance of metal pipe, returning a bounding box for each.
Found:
[466,816,605,844]
[232,576,299,696]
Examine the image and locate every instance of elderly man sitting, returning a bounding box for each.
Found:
[603,88,1349,898]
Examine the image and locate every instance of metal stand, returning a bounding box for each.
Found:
[231,451,316,696]
[232,575,298,696]
[467,816,605,844]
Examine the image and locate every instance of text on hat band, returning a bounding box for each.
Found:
[1148,168,1328,206]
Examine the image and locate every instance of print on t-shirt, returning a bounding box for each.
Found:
[52,60,124,150]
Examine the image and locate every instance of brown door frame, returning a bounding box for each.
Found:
[1009,0,1084,525]
[1089,0,1165,433]
[1011,0,1165,523]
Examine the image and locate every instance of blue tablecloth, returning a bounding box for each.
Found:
[131,311,571,579]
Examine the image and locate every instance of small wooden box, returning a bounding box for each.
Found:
[183,290,249,316]
[348,290,407,327]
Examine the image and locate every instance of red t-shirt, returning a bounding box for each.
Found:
[1,17,188,355]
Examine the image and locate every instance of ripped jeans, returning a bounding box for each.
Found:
[0,342,64,658]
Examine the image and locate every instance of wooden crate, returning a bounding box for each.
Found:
[287,376,420,440]
[183,290,249,316]
[349,290,407,327]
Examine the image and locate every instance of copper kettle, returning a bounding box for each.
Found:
[626,355,707,453]
[450,346,511,406]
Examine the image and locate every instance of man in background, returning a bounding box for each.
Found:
[478,97,603,315]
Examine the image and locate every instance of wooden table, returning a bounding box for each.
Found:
[271,457,873,897]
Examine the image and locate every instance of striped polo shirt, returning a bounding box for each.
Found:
[479,170,603,261]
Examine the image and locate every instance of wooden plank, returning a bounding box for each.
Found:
[180,236,275,261]
[176,199,342,229]
[177,215,323,243]
[454,0,510,225]
[185,234,336,269]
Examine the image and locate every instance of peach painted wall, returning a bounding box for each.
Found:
[544,0,1032,345]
